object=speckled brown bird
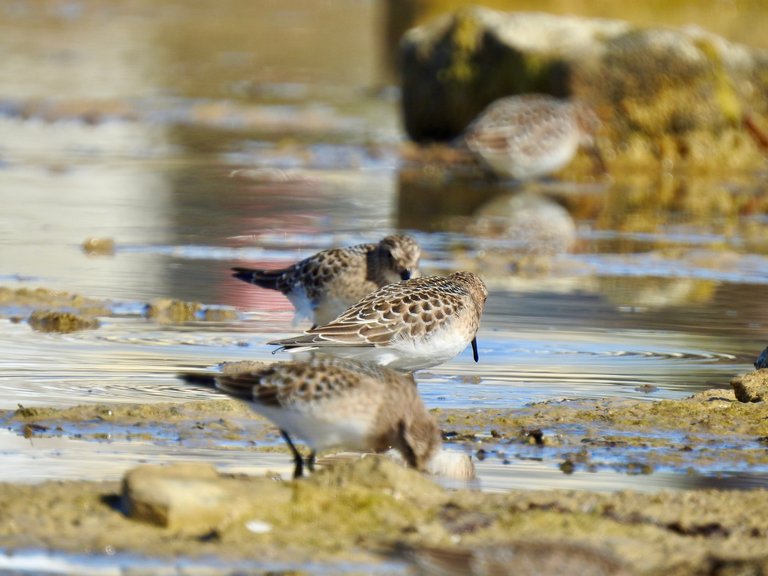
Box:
[232,234,421,328]
[208,356,442,478]
[268,271,488,371]
[462,94,604,180]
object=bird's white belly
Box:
[252,405,371,452]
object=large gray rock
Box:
[399,7,768,170]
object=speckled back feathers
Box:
[232,234,422,326]
[271,271,487,348]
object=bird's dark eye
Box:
[400,270,411,280]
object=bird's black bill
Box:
[471,337,479,362]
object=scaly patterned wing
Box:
[268,276,466,349]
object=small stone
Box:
[27,310,100,333]
[121,462,289,535]
[122,463,221,530]
[731,371,768,403]
[81,237,115,256]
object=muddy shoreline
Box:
[3,387,768,574]
[0,453,767,574]
[2,286,767,573]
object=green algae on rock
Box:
[731,369,768,402]
[8,399,252,423]
[144,298,239,323]
[27,310,100,333]
[0,286,239,325]
[399,7,768,172]
[431,390,768,475]
[0,287,112,317]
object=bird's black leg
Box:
[307,451,316,473]
[280,429,303,479]
[471,337,479,362]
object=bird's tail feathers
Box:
[231,267,286,290]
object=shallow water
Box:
[1,0,767,508]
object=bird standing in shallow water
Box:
[268,271,488,372]
[189,356,442,479]
[232,234,421,328]
[462,94,605,181]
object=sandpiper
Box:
[268,271,488,371]
[196,356,442,478]
[232,234,421,328]
[462,94,604,181]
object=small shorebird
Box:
[187,356,442,479]
[268,271,488,371]
[232,234,421,328]
[462,94,604,181]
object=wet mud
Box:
[0,455,767,574]
[0,286,239,328]
[7,383,768,478]
[4,357,768,574]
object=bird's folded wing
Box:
[267,319,395,348]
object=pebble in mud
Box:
[81,237,115,256]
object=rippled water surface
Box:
[1,0,768,510]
